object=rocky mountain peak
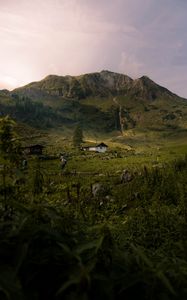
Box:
[11,70,183,101]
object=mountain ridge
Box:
[11,70,183,101]
[1,70,187,136]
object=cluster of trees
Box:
[13,95,62,128]
[0,94,65,128]
[1,93,138,133]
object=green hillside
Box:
[1,72,187,299]
[1,115,187,299]
[1,70,187,140]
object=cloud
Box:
[0,0,187,97]
[118,52,144,78]
[0,74,24,90]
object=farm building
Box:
[23,144,45,155]
[81,142,108,153]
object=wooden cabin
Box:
[81,142,108,153]
[23,144,45,155]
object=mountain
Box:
[0,89,10,96]
[12,70,177,101]
[1,70,187,136]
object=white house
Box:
[81,142,108,153]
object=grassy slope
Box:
[9,70,187,135]
[1,115,187,299]
[2,70,187,154]
[33,126,187,177]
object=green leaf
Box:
[156,271,176,296]
[75,236,104,255]
[131,244,153,268]
[56,278,79,296]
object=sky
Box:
[0,0,187,97]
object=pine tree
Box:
[0,115,21,164]
[0,116,22,217]
[73,125,83,147]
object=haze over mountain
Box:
[1,70,187,137]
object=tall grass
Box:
[1,154,187,299]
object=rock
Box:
[92,183,103,197]
[105,195,114,202]
[92,183,110,197]
[120,169,133,183]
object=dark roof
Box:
[96,143,108,147]
[23,144,45,149]
[81,142,108,149]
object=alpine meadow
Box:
[1,0,187,299]
[1,69,187,299]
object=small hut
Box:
[81,142,108,153]
[23,144,45,155]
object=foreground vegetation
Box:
[1,116,187,299]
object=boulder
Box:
[120,169,133,183]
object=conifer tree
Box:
[73,125,83,147]
[0,115,21,164]
[0,116,22,217]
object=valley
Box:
[1,71,187,299]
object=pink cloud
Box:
[0,0,186,97]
